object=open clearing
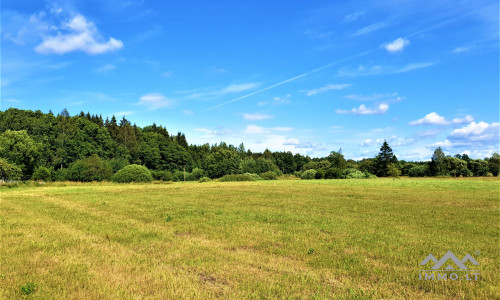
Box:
[1,178,499,299]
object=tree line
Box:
[0,108,498,182]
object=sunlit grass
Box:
[1,178,498,298]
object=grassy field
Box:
[0,178,498,299]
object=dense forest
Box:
[0,108,498,182]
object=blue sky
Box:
[1,0,498,160]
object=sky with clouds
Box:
[1,0,498,160]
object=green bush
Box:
[315,169,325,179]
[301,169,317,180]
[67,154,112,182]
[408,165,430,177]
[32,166,51,181]
[260,171,277,180]
[325,167,341,179]
[199,177,211,183]
[111,164,153,183]
[172,170,185,182]
[0,158,22,181]
[186,168,205,181]
[109,158,129,173]
[219,174,256,182]
[341,168,375,179]
[244,173,263,180]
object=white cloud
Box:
[394,62,434,73]
[258,94,291,106]
[306,83,351,96]
[137,93,173,110]
[115,111,135,117]
[183,110,193,115]
[345,92,397,101]
[452,46,471,54]
[449,121,499,142]
[162,71,173,77]
[35,14,123,55]
[384,37,410,53]
[222,83,259,93]
[344,11,365,23]
[352,22,386,36]
[244,125,293,134]
[409,112,474,126]
[96,64,116,73]
[243,113,274,121]
[336,103,389,115]
[194,127,231,138]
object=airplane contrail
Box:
[207,5,494,111]
[207,49,376,110]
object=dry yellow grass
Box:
[0,178,498,299]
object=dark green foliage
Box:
[307,248,315,254]
[430,147,448,176]
[186,168,205,181]
[20,282,37,295]
[239,158,278,174]
[244,173,263,180]
[260,171,278,180]
[67,155,112,182]
[447,157,468,177]
[0,158,22,181]
[328,150,347,169]
[488,153,500,176]
[219,174,256,182]
[151,170,174,181]
[315,169,325,179]
[374,141,398,177]
[408,165,430,177]
[204,149,240,178]
[468,159,489,177]
[199,177,211,182]
[111,164,153,183]
[109,158,129,173]
[172,170,185,182]
[301,169,317,180]
[0,130,40,179]
[325,167,341,179]
[32,167,51,181]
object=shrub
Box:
[199,177,211,183]
[32,167,51,181]
[186,168,205,181]
[53,168,69,181]
[315,169,325,179]
[219,174,256,182]
[109,158,129,173]
[261,171,277,180]
[244,173,263,180]
[0,158,22,181]
[301,169,317,180]
[172,170,185,182]
[111,164,153,183]
[387,163,401,178]
[341,168,374,179]
[408,165,430,177]
[67,154,112,182]
[20,282,37,295]
[325,167,341,179]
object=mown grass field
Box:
[0,178,499,299]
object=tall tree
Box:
[430,147,447,176]
[374,140,398,177]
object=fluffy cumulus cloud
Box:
[35,14,123,55]
[384,37,410,53]
[336,103,389,115]
[242,113,274,121]
[306,83,351,96]
[409,112,473,126]
[449,121,499,142]
[137,93,173,110]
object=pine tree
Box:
[374,140,398,177]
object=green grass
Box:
[0,178,498,299]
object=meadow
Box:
[0,178,498,299]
